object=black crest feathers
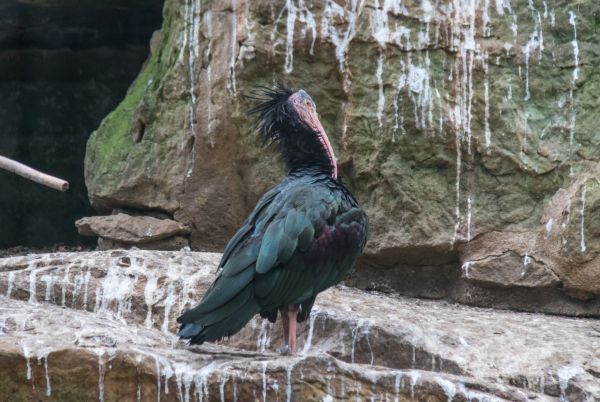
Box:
[246,84,294,143]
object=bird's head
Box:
[247,85,338,178]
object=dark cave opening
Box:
[0,0,164,248]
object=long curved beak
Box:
[305,109,338,179]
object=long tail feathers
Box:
[177,286,260,345]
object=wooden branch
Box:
[0,155,69,192]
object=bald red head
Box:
[289,90,338,179]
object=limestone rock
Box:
[1,295,528,402]
[1,251,599,401]
[82,0,600,312]
[462,251,560,288]
[75,213,190,244]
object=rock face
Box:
[84,0,600,314]
[1,251,599,401]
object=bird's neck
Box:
[288,164,335,178]
[280,127,338,179]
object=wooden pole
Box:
[0,155,69,192]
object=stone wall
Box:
[84,0,600,314]
[0,0,163,248]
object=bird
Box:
[177,85,368,355]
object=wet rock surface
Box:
[82,0,600,314]
[1,250,599,401]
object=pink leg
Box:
[287,305,298,355]
[281,310,289,347]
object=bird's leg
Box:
[287,304,298,355]
[277,307,290,354]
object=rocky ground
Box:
[0,250,598,401]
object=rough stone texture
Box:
[462,251,560,289]
[0,0,163,248]
[82,0,600,314]
[1,251,599,401]
[97,236,190,251]
[75,213,190,245]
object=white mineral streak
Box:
[96,348,106,402]
[174,364,185,401]
[392,58,407,141]
[376,51,385,129]
[61,264,71,306]
[522,9,543,101]
[394,372,402,402]
[557,365,583,402]
[144,275,162,328]
[183,0,198,175]
[580,184,587,253]
[449,0,481,245]
[466,195,473,241]
[228,0,238,95]
[568,10,579,175]
[256,320,273,352]
[192,361,212,401]
[154,356,162,402]
[162,283,177,334]
[187,0,200,107]
[83,268,91,310]
[219,373,228,402]
[262,361,268,402]
[325,361,334,396]
[6,271,14,297]
[511,14,518,43]
[284,0,297,73]
[482,0,491,36]
[286,363,294,402]
[205,11,214,137]
[40,354,52,396]
[29,268,38,303]
[184,0,201,166]
[163,360,173,395]
[41,273,56,302]
[461,261,471,278]
[95,264,136,319]
[483,52,492,149]
[321,0,363,73]
[408,371,419,399]
[452,129,462,246]
[21,343,32,380]
[436,377,456,402]
[351,319,374,365]
[178,0,189,64]
[545,218,554,235]
[298,0,317,55]
[302,309,319,354]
